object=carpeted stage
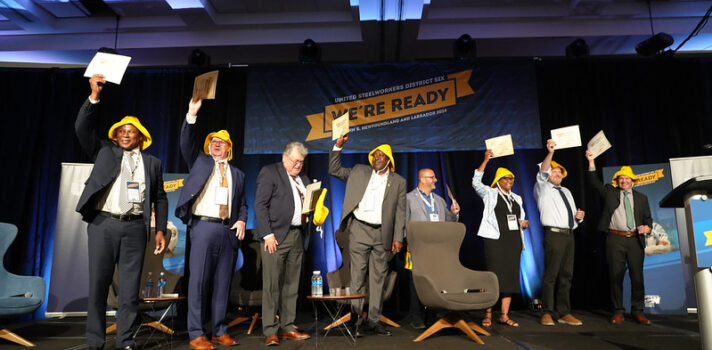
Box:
[0,310,700,350]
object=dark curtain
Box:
[2,56,712,320]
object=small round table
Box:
[307,294,367,346]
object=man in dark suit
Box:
[586,150,653,325]
[75,74,167,350]
[254,142,312,346]
[175,98,248,350]
[329,134,406,336]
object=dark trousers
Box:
[606,234,645,315]
[541,228,574,317]
[349,219,390,324]
[407,268,424,321]
[187,220,237,340]
[261,227,304,335]
[86,215,146,348]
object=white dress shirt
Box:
[98,148,145,215]
[533,163,580,229]
[191,160,233,218]
[353,169,389,225]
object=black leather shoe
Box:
[409,317,426,330]
[372,323,392,336]
[355,321,373,337]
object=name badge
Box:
[429,213,440,222]
[126,182,141,203]
[215,187,229,205]
[507,214,519,231]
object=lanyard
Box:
[419,191,435,211]
[496,185,514,214]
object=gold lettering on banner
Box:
[305,70,475,142]
[634,169,665,187]
[163,179,184,192]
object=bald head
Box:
[417,168,437,194]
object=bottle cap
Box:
[313,270,320,274]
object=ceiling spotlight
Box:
[453,34,476,59]
[189,48,210,67]
[635,33,674,56]
[565,38,589,58]
[299,39,321,63]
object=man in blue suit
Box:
[75,74,167,350]
[176,98,248,350]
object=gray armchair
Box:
[406,221,499,344]
[0,222,46,347]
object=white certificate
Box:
[302,181,322,214]
[193,70,219,99]
[550,125,581,149]
[84,52,131,84]
[485,134,514,158]
[332,112,350,140]
[587,130,612,159]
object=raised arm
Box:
[75,74,106,159]
[179,98,203,168]
[328,134,352,181]
[585,149,606,196]
[472,150,494,198]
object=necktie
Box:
[624,191,634,230]
[218,162,229,220]
[555,187,574,229]
[118,151,136,214]
[291,176,307,226]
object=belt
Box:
[99,211,143,221]
[608,229,637,237]
[195,215,230,226]
[544,226,572,234]
[289,225,304,230]
[355,218,381,229]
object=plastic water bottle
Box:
[145,272,154,298]
[315,271,323,297]
[157,272,167,297]
[311,271,318,296]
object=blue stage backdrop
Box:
[602,163,686,315]
[244,60,541,154]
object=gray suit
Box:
[328,149,406,323]
[405,188,457,223]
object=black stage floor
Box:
[0,310,701,350]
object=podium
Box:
[660,175,712,349]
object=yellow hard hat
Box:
[550,160,567,178]
[490,167,515,188]
[368,144,395,172]
[203,130,233,161]
[611,166,639,187]
[313,189,329,226]
[107,116,152,150]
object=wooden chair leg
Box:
[228,316,250,328]
[324,313,351,331]
[105,323,117,334]
[453,318,484,344]
[247,312,260,335]
[413,317,452,342]
[144,320,175,335]
[0,329,36,347]
[379,315,401,328]
[467,321,491,336]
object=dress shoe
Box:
[212,334,239,346]
[190,335,217,350]
[280,330,311,340]
[540,313,555,326]
[610,313,624,324]
[355,321,373,337]
[372,323,392,336]
[265,334,279,346]
[558,314,583,326]
[634,314,652,325]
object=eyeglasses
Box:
[211,139,228,146]
[287,154,304,166]
[500,177,514,182]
